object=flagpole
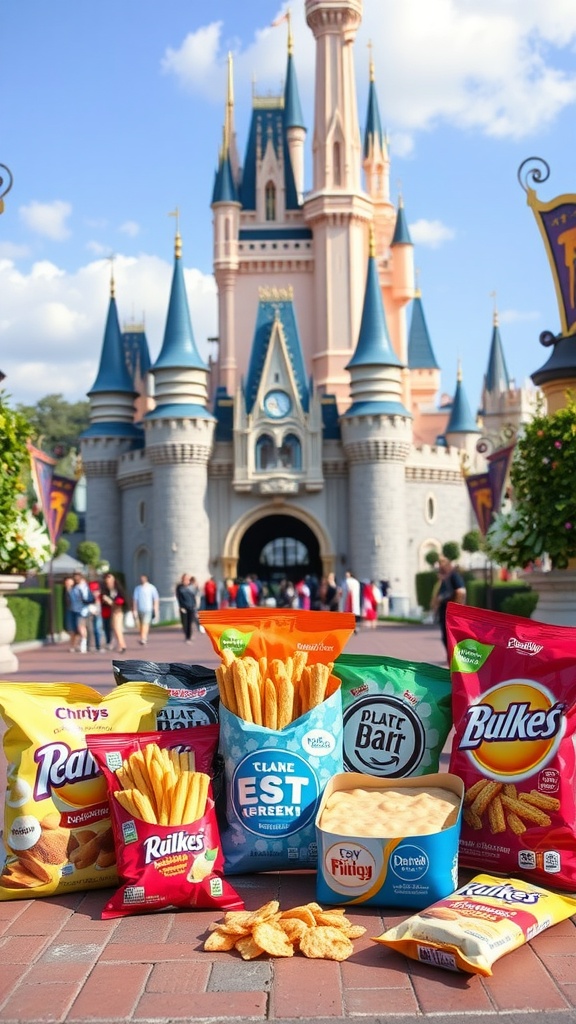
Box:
[48,553,55,644]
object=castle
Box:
[81,0,538,617]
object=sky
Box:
[2,0,576,412]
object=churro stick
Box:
[520,791,560,813]
[463,807,482,830]
[232,659,253,723]
[488,794,506,834]
[277,675,295,731]
[501,794,551,827]
[506,811,527,835]
[464,779,490,806]
[471,781,502,818]
[264,677,278,731]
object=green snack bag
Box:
[333,653,452,778]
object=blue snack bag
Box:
[200,609,356,873]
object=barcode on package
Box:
[417,945,458,971]
[123,886,145,905]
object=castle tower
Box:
[144,224,215,613]
[81,269,139,571]
[284,13,306,202]
[341,229,412,596]
[303,0,373,404]
[444,362,480,465]
[407,286,442,444]
[362,49,395,256]
[211,54,241,398]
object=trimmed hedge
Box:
[465,579,536,613]
[416,571,536,616]
[8,585,64,642]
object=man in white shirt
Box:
[132,574,160,645]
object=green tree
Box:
[462,530,481,554]
[16,394,89,462]
[442,541,461,562]
[425,549,440,567]
[76,540,101,569]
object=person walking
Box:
[63,575,75,640]
[175,573,197,644]
[132,574,160,645]
[68,571,91,653]
[86,574,104,652]
[432,554,467,656]
[101,572,127,652]
[203,575,218,611]
[343,570,361,630]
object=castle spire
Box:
[345,228,408,415]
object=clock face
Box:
[263,389,292,419]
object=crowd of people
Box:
[63,568,391,652]
[63,570,157,653]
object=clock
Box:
[263,389,292,419]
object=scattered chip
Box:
[203,900,365,961]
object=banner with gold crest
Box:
[27,443,77,548]
[526,187,576,336]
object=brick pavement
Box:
[0,622,575,1023]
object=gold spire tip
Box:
[169,208,182,258]
[369,223,376,258]
[287,9,293,55]
[368,40,375,82]
[107,254,116,298]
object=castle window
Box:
[138,501,146,526]
[265,181,276,221]
[279,433,301,470]
[256,433,277,470]
[425,493,436,524]
[260,537,309,568]
[333,142,342,186]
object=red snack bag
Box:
[447,604,576,890]
[87,726,243,918]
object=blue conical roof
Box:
[212,151,239,204]
[445,371,480,434]
[363,76,383,158]
[391,201,412,246]
[347,255,402,370]
[484,318,510,393]
[284,51,305,130]
[408,293,439,370]
[88,290,135,395]
[153,239,207,371]
[244,297,309,414]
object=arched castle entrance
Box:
[221,504,335,584]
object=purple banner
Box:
[47,475,77,547]
[529,192,576,336]
[465,472,493,536]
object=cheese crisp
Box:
[319,786,460,838]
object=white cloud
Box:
[360,0,576,139]
[409,219,455,249]
[161,2,576,143]
[0,254,218,407]
[500,308,540,324]
[161,23,224,91]
[19,200,72,240]
[120,221,140,238]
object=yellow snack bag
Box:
[373,873,576,976]
[0,681,169,899]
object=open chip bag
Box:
[87,725,243,918]
[332,653,452,777]
[199,609,356,873]
[373,873,576,976]
[0,681,168,899]
[447,604,576,891]
[112,658,225,819]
